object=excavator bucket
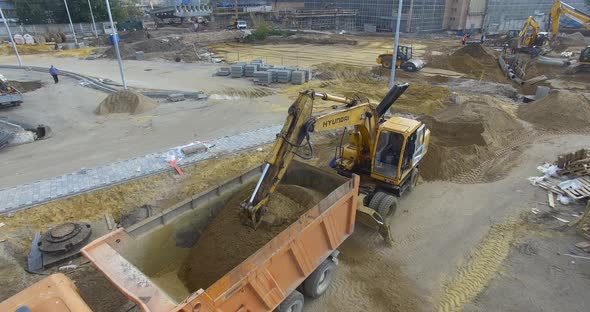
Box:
[356,204,394,245]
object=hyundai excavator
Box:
[549,1,590,73]
[240,83,429,243]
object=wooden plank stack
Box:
[557,149,590,177]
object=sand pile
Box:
[420,95,524,181]
[95,90,158,115]
[518,90,590,131]
[119,30,148,43]
[433,44,505,82]
[179,184,320,291]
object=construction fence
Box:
[0,22,112,41]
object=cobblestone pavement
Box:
[0,125,281,214]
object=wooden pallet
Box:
[561,178,590,200]
[535,178,565,195]
[557,149,589,168]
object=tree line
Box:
[14,0,143,24]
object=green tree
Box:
[15,0,141,25]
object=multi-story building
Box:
[443,0,486,32]
[303,0,447,33]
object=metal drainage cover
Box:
[38,222,92,254]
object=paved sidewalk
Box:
[0,125,281,214]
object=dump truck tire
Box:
[275,290,304,312]
[378,195,398,218]
[302,259,336,298]
[369,191,387,210]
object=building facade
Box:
[483,0,589,32]
[303,0,446,33]
[443,0,486,31]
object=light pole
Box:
[105,0,128,89]
[87,0,98,38]
[389,0,404,89]
[0,8,21,66]
[63,0,78,45]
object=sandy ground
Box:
[1,32,590,312]
[0,68,289,187]
[305,133,590,312]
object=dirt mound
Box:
[432,44,505,82]
[132,38,186,53]
[420,95,524,181]
[179,184,319,291]
[8,80,43,93]
[119,30,148,43]
[518,90,590,131]
[95,90,158,115]
[103,43,136,59]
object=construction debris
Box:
[556,149,590,177]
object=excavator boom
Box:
[240,84,409,227]
[550,1,590,39]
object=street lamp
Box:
[63,0,78,45]
[0,8,22,66]
[389,0,404,89]
[105,0,128,89]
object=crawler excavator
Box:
[240,83,429,242]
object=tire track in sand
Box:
[437,223,516,312]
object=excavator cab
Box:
[370,116,429,195]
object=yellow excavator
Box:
[517,16,549,49]
[549,1,590,73]
[240,83,430,242]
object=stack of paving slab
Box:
[229,60,311,85]
[244,64,258,77]
[230,63,246,78]
[253,71,273,85]
[291,71,306,85]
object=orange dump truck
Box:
[82,161,359,312]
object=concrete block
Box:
[535,86,550,100]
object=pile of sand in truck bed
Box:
[420,95,525,181]
[518,90,590,132]
[95,90,158,115]
[179,184,322,291]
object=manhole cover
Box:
[38,222,92,254]
[50,223,78,240]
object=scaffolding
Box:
[285,9,358,31]
[302,0,446,33]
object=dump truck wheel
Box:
[378,195,398,218]
[302,259,336,298]
[275,290,304,312]
[369,191,387,210]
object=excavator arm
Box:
[240,84,409,228]
[550,1,590,39]
[518,16,540,47]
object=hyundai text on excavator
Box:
[240,83,429,242]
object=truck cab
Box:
[237,20,248,30]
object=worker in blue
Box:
[49,65,59,84]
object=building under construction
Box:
[302,0,446,33]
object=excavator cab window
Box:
[374,130,405,179]
[582,47,590,62]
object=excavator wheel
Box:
[377,195,398,218]
[275,290,304,312]
[368,191,387,209]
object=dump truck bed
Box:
[82,161,359,312]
